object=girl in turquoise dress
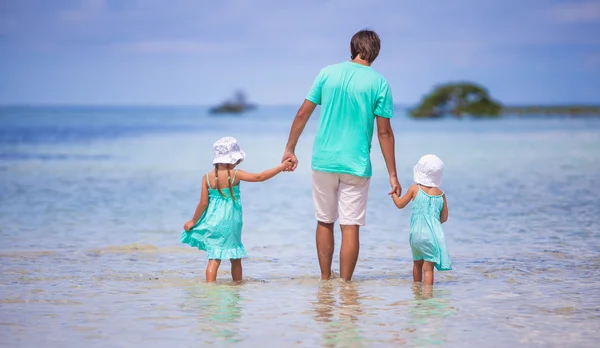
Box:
[391,154,451,285]
[181,136,292,282]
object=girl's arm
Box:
[184,175,210,231]
[236,159,292,182]
[391,183,417,209]
[440,194,449,223]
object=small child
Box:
[181,136,292,282]
[391,154,452,285]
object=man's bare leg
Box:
[316,221,335,280]
[340,224,360,281]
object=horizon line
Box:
[2,102,600,108]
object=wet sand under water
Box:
[1,243,599,347]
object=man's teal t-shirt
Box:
[306,61,394,177]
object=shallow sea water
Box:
[0,106,599,347]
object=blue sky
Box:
[1,0,599,105]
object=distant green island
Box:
[409,82,600,118]
[500,105,600,116]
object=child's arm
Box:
[391,183,417,209]
[440,194,449,223]
[184,175,209,231]
[236,159,292,182]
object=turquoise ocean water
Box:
[0,106,599,347]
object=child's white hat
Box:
[413,154,444,188]
[213,136,246,165]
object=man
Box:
[282,29,401,281]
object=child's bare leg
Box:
[230,258,242,282]
[413,260,424,282]
[205,259,221,282]
[422,284,433,299]
[423,261,435,285]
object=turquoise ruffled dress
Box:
[180,170,247,260]
[409,185,452,271]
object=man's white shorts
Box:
[312,170,371,226]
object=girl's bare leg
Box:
[413,260,424,282]
[206,259,221,282]
[230,258,242,282]
[423,261,435,285]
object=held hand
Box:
[281,150,298,172]
[183,220,195,231]
[388,175,402,197]
[279,158,293,171]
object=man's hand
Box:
[388,175,402,197]
[281,150,298,172]
[279,158,294,171]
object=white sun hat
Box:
[413,154,444,188]
[212,136,246,165]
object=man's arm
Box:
[376,116,401,196]
[282,100,317,171]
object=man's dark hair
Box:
[350,29,381,63]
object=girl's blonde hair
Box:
[213,164,235,200]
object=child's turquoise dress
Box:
[410,185,452,271]
[180,170,247,260]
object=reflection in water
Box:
[313,281,365,347]
[414,283,434,300]
[408,283,456,346]
[182,283,243,343]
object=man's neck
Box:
[351,57,371,66]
